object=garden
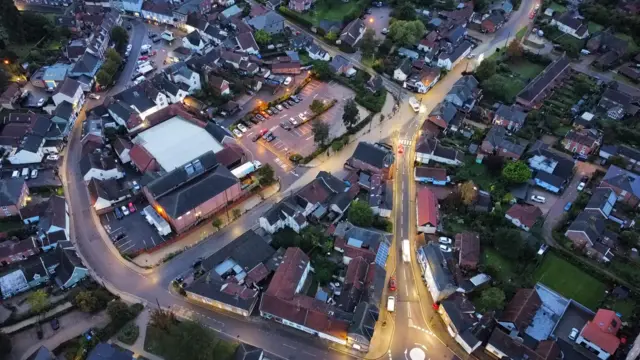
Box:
[278,0,367,29]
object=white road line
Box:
[305,136,313,141]
[407,303,412,318]
[120,244,135,253]
[109,226,123,234]
[150,236,157,246]
[282,344,297,350]
[116,239,132,247]
[269,126,278,131]
[303,351,317,357]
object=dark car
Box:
[251,134,260,142]
[114,207,123,220]
[152,36,161,43]
[148,32,156,38]
[269,107,279,114]
[287,100,296,107]
[126,23,132,30]
[267,134,276,142]
[51,318,60,330]
[280,121,292,130]
[37,327,43,339]
[256,114,266,121]
[115,233,126,241]
[281,102,290,109]
[250,117,261,125]
[239,120,252,128]
[291,96,301,103]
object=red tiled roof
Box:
[344,256,368,290]
[215,145,244,168]
[581,309,621,354]
[456,232,480,269]
[506,204,543,228]
[297,179,332,206]
[0,239,36,258]
[245,263,269,287]
[129,144,158,173]
[265,247,309,300]
[500,289,541,330]
[343,244,376,263]
[417,187,438,227]
[420,31,438,48]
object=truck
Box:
[231,160,262,179]
[143,205,172,236]
[402,239,410,263]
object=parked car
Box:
[121,205,130,216]
[388,277,396,291]
[251,134,261,142]
[440,245,452,252]
[265,109,273,116]
[30,169,38,178]
[259,128,269,137]
[47,154,59,161]
[127,44,133,52]
[269,107,279,114]
[128,202,136,213]
[289,117,298,126]
[50,318,60,330]
[287,99,296,107]
[283,77,292,85]
[276,104,284,111]
[577,182,586,191]
[233,129,243,138]
[564,202,572,212]
[530,195,546,203]
[569,328,579,341]
[382,28,389,35]
[281,102,290,109]
[132,181,140,191]
[37,98,46,107]
[280,121,292,130]
[114,207,124,219]
[291,96,301,103]
[88,93,100,100]
[438,237,452,244]
[237,123,248,132]
[11,171,19,178]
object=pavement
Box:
[61,1,539,359]
[111,307,164,360]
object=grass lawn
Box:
[301,0,364,25]
[516,27,528,41]
[508,59,545,80]
[588,22,603,34]
[549,2,567,12]
[533,253,606,310]
[145,324,238,359]
[502,77,526,103]
[482,248,516,282]
[455,157,500,191]
[610,299,636,319]
[615,33,639,53]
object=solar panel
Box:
[375,242,390,267]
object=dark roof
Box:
[456,232,480,269]
[488,328,561,360]
[495,103,527,125]
[55,78,81,97]
[555,12,583,30]
[53,101,74,120]
[340,18,364,46]
[445,25,466,44]
[87,178,126,202]
[567,210,606,243]
[601,144,640,162]
[0,179,26,206]
[234,343,264,360]
[348,301,379,341]
[483,126,526,156]
[506,204,542,227]
[79,151,118,175]
[329,55,351,72]
[71,52,101,74]
[430,101,458,125]
[185,30,203,46]
[418,243,455,290]
[26,346,55,360]
[87,343,134,360]
[415,167,447,181]
[146,152,239,218]
[236,32,258,50]
[54,244,85,288]
[351,142,393,169]
[517,55,570,103]
[500,288,541,330]
[602,165,640,197]
[114,85,158,114]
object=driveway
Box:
[363,6,392,39]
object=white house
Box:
[306,43,330,61]
[52,78,84,109]
[436,41,472,71]
[80,151,125,182]
[415,139,463,166]
[393,58,412,82]
[8,135,46,165]
[87,178,130,213]
[141,1,175,26]
[417,243,457,302]
[183,31,206,54]
[168,63,201,93]
[551,12,589,39]
[259,201,308,234]
[108,85,169,132]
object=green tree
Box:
[101,60,119,75]
[359,28,379,58]
[256,164,276,186]
[311,119,330,145]
[477,287,506,312]
[342,99,359,130]
[300,225,330,252]
[506,41,523,58]
[254,29,271,46]
[150,309,176,331]
[27,289,49,314]
[0,331,11,359]
[391,2,416,20]
[232,208,242,220]
[348,200,374,227]
[388,20,426,47]
[324,31,337,42]
[309,99,325,114]
[105,48,123,64]
[312,256,337,285]
[110,26,129,52]
[107,300,132,324]
[311,60,333,81]
[619,231,639,248]
[459,181,478,205]
[483,74,515,103]
[96,69,112,87]
[475,59,496,81]
[492,228,524,259]
[165,320,218,360]
[502,161,532,183]
[474,0,488,11]
[211,218,223,230]
[75,291,100,313]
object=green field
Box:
[588,22,603,34]
[549,2,567,12]
[534,253,606,310]
[615,33,639,53]
[482,248,516,282]
[507,59,545,80]
[301,0,365,25]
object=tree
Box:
[105,48,122,64]
[388,20,426,47]
[342,99,359,130]
[300,226,331,252]
[150,308,176,331]
[107,300,132,324]
[485,155,505,176]
[506,41,524,58]
[391,2,417,20]
[75,291,100,313]
[474,0,488,12]
[309,99,325,114]
[608,155,628,168]
[27,289,49,314]
[0,331,11,358]
[312,256,337,285]
[232,208,242,220]
[348,200,374,227]
[475,59,496,81]
[110,26,129,52]
[256,164,275,186]
[164,320,218,360]
[254,29,271,46]
[492,228,524,259]
[311,60,333,81]
[477,287,506,312]
[359,29,379,58]
[483,74,515,103]
[311,119,330,145]
[459,181,478,205]
[96,69,112,87]
[619,231,639,248]
[324,31,337,42]
[211,218,223,230]
[502,161,532,183]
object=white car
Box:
[30,169,38,178]
[276,104,284,111]
[36,98,46,107]
[577,182,586,191]
[381,28,389,34]
[409,97,420,112]
[289,117,298,126]
[141,44,151,51]
[233,129,243,138]
[298,112,308,121]
[47,154,59,161]
[569,328,579,341]
[236,124,248,132]
[438,237,452,245]
[467,53,476,59]
[440,245,452,252]
[283,77,292,85]
[387,296,395,312]
[126,44,133,52]
[121,205,130,216]
[531,195,546,203]
[88,93,101,100]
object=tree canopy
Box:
[348,200,374,227]
[311,60,333,81]
[502,161,532,183]
[342,99,360,129]
[359,28,379,58]
[311,119,330,145]
[256,164,276,186]
[459,181,478,205]
[474,59,497,81]
[309,99,325,114]
[110,26,129,52]
[476,287,506,312]
[391,3,417,21]
[388,20,426,47]
[254,29,271,45]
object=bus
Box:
[402,239,410,263]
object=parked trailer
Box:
[143,205,172,236]
[402,239,410,263]
[231,160,262,179]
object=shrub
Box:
[117,323,139,345]
[278,6,313,28]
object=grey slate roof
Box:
[495,103,527,125]
[55,78,81,97]
[602,165,640,197]
[87,343,133,360]
[419,243,455,290]
[71,52,101,74]
[53,101,74,121]
[567,210,606,243]
[234,343,264,360]
[351,142,393,169]
[430,101,458,124]
[0,179,25,206]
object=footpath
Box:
[111,307,163,360]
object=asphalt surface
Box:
[63,1,539,359]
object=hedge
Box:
[278,6,313,28]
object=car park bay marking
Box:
[305,136,313,141]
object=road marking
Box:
[407,303,412,318]
[282,344,297,350]
[109,226,123,234]
[305,136,313,141]
[120,244,135,253]
[290,171,299,177]
[117,239,132,247]
[303,351,317,357]
[150,236,157,246]
[270,126,278,131]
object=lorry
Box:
[143,205,172,236]
[231,160,262,179]
[402,239,410,263]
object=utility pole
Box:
[504,31,512,49]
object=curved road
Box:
[64,2,535,359]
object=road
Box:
[63,1,536,359]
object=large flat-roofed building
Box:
[132,115,224,172]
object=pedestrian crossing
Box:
[399,139,413,146]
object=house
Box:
[405,67,440,94]
[562,129,601,155]
[68,53,102,91]
[414,167,450,185]
[209,76,231,96]
[259,198,308,234]
[438,293,492,353]
[183,31,206,53]
[236,33,260,55]
[107,84,169,133]
[417,243,456,301]
[141,1,175,26]
[393,58,413,82]
[456,232,480,270]
[0,238,38,266]
[418,31,439,52]
[366,76,384,93]
[445,25,467,45]
[427,102,464,132]
[481,126,526,160]
[551,12,589,39]
[52,78,84,109]
[498,288,541,332]
[0,179,29,219]
[416,187,438,233]
[184,230,274,317]
[329,55,353,75]
[600,165,640,207]
[271,61,301,75]
[87,178,130,214]
[505,204,542,231]
[565,210,616,261]
[143,152,242,234]
[481,11,506,33]
[288,0,312,12]
[0,257,50,299]
[493,103,527,132]
[486,328,561,360]
[0,83,23,110]
[111,137,132,164]
[586,187,617,219]
[43,240,89,289]
[599,144,640,170]
[345,142,395,179]
[247,10,284,34]
[516,55,570,109]
[437,41,473,71]
[339,19,365,48]
[30,63,70,91]
[618,63,640,83]
[86,343,134,360]
[51,102,78,137]
[234,344,265,360]
[415,138,463,166]
[597,88,634,120]
[398,47,420,60]
[445,75,480,111]
[79,150,125,182]
[306,43,330,61]
[527,146,574,193]
[575,309,621,359]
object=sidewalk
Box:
[2,302,73,334]
[111,308,163,360]
[131,183,280,267]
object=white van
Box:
[133,76,146,85]
[11,170,19,178]
[21,168,29,177]
[161,30,174,41]
[387,296,395,312]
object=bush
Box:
[278,6,313,28]
[289,153,303,163]
[372,216,393,232]
[117,323,139,345]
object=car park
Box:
[438,237,452,244]
[237,123,248,132]
[30,169,38,178]
[121,206,130,216]
[531,195,546,203]
[233,129,243,138]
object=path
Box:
[111,308,164,360]
[2,302,73,334]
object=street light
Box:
[369,18,374,23]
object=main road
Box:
[64,1,536,359]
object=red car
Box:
[529,10,536,19]
[388,277,397,291]
[138,56,149,61]
[128,202,136,213]
[259,128,269,136]
[398,145,404,154]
